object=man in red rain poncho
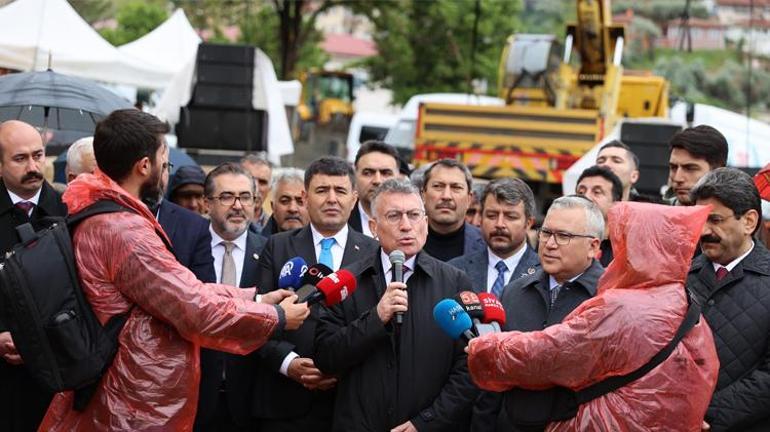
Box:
[467,201,720,431]
[39,109,310,431]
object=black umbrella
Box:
[0,70,133,150]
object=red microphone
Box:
[299,269,357,307]
[478,292,506,332]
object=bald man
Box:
[0,120,68,432]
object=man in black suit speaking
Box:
[315,178,478,432]
[253,157,378,431]
[195,163,268,431]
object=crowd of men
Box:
[0,110,767,431]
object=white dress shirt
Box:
[310,223,349,271]
[358,202,374,238]
[485,244,527,293]
[210,226,248,286]
[381,249,416,285]
[712,241,754,273]
[7,188,41,217]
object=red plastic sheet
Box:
[39,170,279,431]
[468,202,720,431]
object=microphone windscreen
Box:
[278,257,308,290]
[433,299,473,340]
[315,269,357,306]
[300,263,333,287]
[478,292,507,326]
[454,291,484,320]
[388,249,405,266]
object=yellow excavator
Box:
[413,0,668,185]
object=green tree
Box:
[357,0,523,104]
[99,1,169,46]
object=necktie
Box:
[221,242,236,286]
[491,261,508,298]
[550,284,561,308]
[716,266,729,281]
[15,201,34,216]
[319,238,335,269]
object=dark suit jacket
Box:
[196,231,268,428]
[464,222,486,256]
[252,225,379,420]
[157,199,216,283]
[0,180,67,432]
[448,245,540,294]
[347,201,363,233]
[315,250,478,432]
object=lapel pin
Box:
[253,253,259,260]
[527,267,536,275]
[354,245,360,251]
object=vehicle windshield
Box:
[384,120,416,149]
[310,75,353,102]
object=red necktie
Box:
[716,266,729,281]
[15,201,34,215]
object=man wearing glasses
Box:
[490,195,604,431]
[253,156,378,431]
[315,178,478,432]
[195,162,268,431]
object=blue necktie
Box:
[491,261,508,298]
[319,238,335,269]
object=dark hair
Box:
[481,178,536,219]
[354,140,399,168]
[93,109,169,182]
[304,156,356,189]
[690,167,761,234]
[669,125,728,168]
[421,159,473,192]
[577,165,623,202]
[204,162,256,197]
[599,139,639,169]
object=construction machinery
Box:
[413,0,669,200]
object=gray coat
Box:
[687,242,770,432]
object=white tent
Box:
[153,48,294,164]
[0,0,169,89]
[118,9,201,76]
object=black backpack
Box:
[0,200,160,411]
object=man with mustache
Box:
[261,168,309,236]
[196,163,268,431]
[421,159,485,261]
[687,168,770,431]
[348,141,400,238]
[0,120,68,432]
[486,195,604,431]
[667,125,728,205]
[253,156,378,431]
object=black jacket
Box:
[196,230,267,428]
[687,243,770,432]
[478,260,603,432]
[315,250,479,432]
[252,225,379,422]
[347,200,363,233]
[0,180,67,432]
[157,199,216,283]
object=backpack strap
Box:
[575,291,702,405]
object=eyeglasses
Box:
[208,192,256,207]
[538,228,596,246]
[381,209,425,225]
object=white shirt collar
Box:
[380,249,417,273]
[712,241,755,273]
[487,243,527,274]
[358,201,373,237]
[310,223,349,249]
[549,273,583,290]
[7,187,41,206]
[209,225,248,252]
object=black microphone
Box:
[389,250,405,325]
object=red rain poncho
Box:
[468,202,720,431]
[39,170,280,431]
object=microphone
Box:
[299,269,357,307]
[278,257,308,290]
[478,292,507,333]
[389,250,406,325]
[454,291,484,335]
[433,299,475,343]
[295,263,333,301]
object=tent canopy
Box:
[0,0,169,89]
[118,9,201,76]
